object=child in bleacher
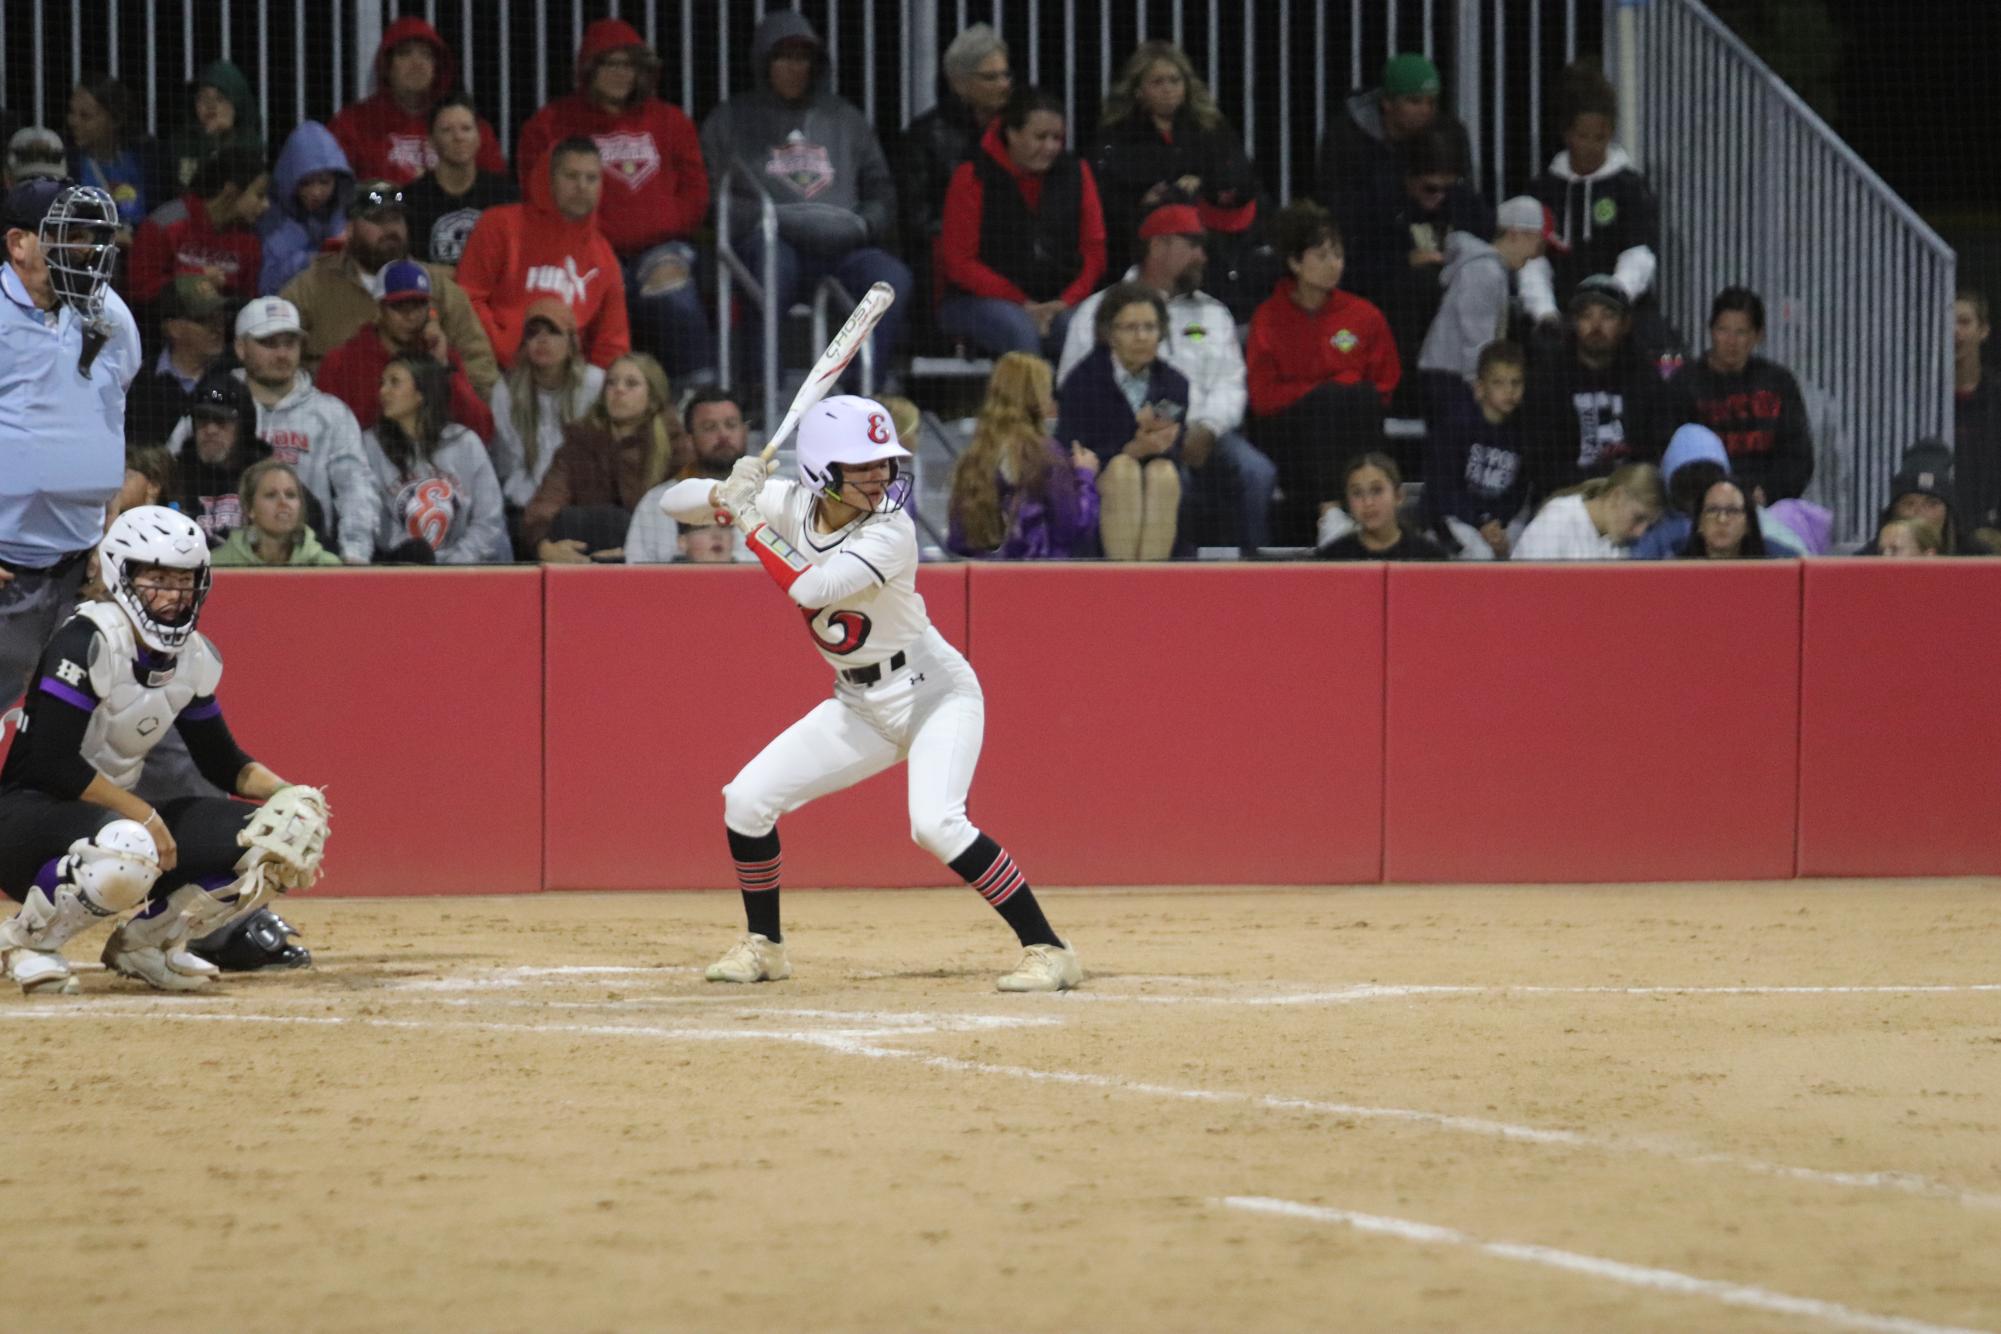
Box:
[1318,453,1445,561]
[1424,341,1529,559]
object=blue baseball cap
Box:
[380,259,432,304]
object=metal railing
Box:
[5,1,1598,208]
[1621,0,1954,541]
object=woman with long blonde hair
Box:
[489,299,606,510]
[1091,40,1261,265]
[948,352,1100,558]
[523,351,690,562]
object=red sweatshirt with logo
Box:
[513,19,710,257]
[329,17,508,184]
[453,152,630,370]
[1246,279,1401,417]
[128,193,262,306]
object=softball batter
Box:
[657,395,1082,991]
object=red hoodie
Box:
[937,122,1106,308]
[1246,279,1402,417]
[315,322,497,441]
[513,20,709,257]
[329,18,508,184]
[453,150,630,371]
[128,193,262,306]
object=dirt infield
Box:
[3,881,1999,1334]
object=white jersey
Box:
[752,479,929,670]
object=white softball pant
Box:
[723,628,986,863]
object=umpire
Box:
[0,177,138,700]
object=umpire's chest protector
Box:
[75,602,223,791]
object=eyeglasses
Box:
[354,183,407,214]
[1701,505,1748,520]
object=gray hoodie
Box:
[167,369,379,563]
[359,422,510,563]
[1416,232,1511,381]
[699,11,896,255]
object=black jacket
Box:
[890,89,989,251]
[1090,107,1260,262]
[1665,356,1814,501]
[1955,372,2001,533]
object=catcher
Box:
[0,506,329,995]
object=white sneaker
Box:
[101,921,211,992]
[1,945,80,996]
[705,933,791,983]
[997,942,1083,992]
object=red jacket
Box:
[128,193,262,306]
[1246,279,1402,417]
[329,17,508,184]
[514,20,709,257]
[315,322,497,441]
[454,151,630,371]
[938,123,1106,308]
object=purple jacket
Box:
[948,438,1101,559]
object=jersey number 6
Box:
[802,606,872,655]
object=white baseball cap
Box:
[1497,195,1548,234]
[236,296,303,339]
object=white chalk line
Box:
[9,976,2000,1213]
[1220,1196,1995,1334]
[1065,982,2001,1007]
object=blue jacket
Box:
[258,122,355,296]
[0,266,143,565]
[1055,343,1190,469]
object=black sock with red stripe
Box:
[727,827,782,943]
[949,833,1060,948]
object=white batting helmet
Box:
[796,395,912,513]
[98,506,212,654]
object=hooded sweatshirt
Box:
[258,121,356,296]
[165,369,380,563]
[128,192,264,306]
[1246,279,1401,417]
[314,320,497,441]
[1417,232,1512,380]
[360,421,510,563]
[328,17,508,184]
[1519,144,1660,323]
[700,11,897,254]
[938,121,1106,307]
[212,521,345,567]
[1424,375,1529,530]
[515,20,710,258]
[453,153,631,371]
[165,61,266,191]
[1665,354,1814,501]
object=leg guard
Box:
[0,821,161,996]
[101,873,255,992]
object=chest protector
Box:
[75,602,224,791]
[970,151,1085,303]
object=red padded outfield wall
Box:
[1384,563,1804,883]
[1797,561,2001,876]
[199,568,545,897]
[8,563,1997,895]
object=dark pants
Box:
[1250,382,1386,547]
[0,790,252,901]
[622,245,717,384]
[0,554,90,704]
[730,232,912,385]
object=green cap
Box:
[1383,53,1442,99]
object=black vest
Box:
[970,150,1084,303]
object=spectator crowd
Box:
[9,13,1994,567]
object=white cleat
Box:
[2,945,81,996]
[101,921,211,992]
[705,933,791,983]
[997,942,1083,993]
